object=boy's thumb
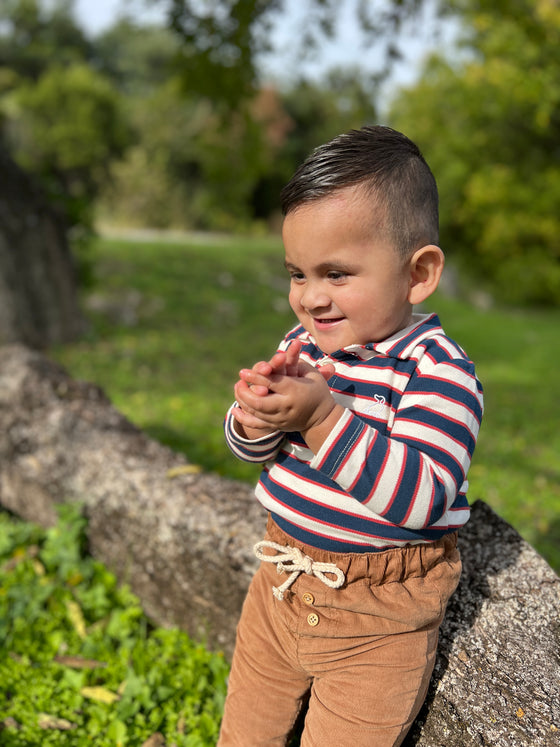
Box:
[316,363,336,381]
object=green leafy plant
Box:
[0,505,229,745]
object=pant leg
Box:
[218,562,312,746]
[301,624,440,747]
[295,535,461,747]
[260,523,462,747]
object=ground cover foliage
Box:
[50,235,560,573]
[0,504,229,745]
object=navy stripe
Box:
[383,314,441,357]
[270,512,459,553]
[319,417,365,478]
[261,470,447,543]
[391,433,465,486]
[396,408,478,458]
[380,447,424,525]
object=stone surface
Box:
[1,344,559,745]
[0,344,263,653]
[405,500,560,746]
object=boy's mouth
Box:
[313,317,345,328]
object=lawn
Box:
[51,234,560,572]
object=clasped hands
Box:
[232,340,344,449]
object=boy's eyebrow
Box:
[284,260,360,274]
[284,261,305,272]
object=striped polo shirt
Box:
[225,313,484,553]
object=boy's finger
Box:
[239,369,271,394]
[268,351,287,373]
[235,380,269,408]
[235,381,280,416]
[231,406,271,430]
[253,361,273,375]
[250,385,269,396]
[234,380,253,402]
[285,340,302,376]
[316,363,336,381]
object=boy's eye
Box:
[327,271,347,281]
[289,271,305,282]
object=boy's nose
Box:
[300,283,331,310]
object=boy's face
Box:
[283,185,414,354]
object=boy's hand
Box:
[267,339,303,378]
[231,340,340,449]
[230,357,288,439]
[232,358,343,453]
[238,340,335,393]
[236,340,305,397]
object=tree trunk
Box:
[0,147,83,347]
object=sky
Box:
[73,0,456,96]
[74,0,164,33]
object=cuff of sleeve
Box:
[309,408,365,478]
[225,403,283,446]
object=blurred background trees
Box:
[1,0,559,319]
[390,0,560,306]
[1,0,128,237]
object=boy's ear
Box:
[407,245,445,305]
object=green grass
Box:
[51,235,560,572]
[54,234,291,484]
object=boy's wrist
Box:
[302,403,345,454]
[233,419,278,441]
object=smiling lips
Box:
[313,317,345,328]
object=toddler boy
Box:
[219,125,483,746]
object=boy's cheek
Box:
[289,301,308,328]
[288,289,301,313]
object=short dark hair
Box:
[280,125,439,257]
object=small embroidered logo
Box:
[364,394,386,416]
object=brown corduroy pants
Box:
[218,517,462,747]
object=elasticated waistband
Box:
[265,515,459,587]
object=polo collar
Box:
[300,314,443,361]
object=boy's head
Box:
[281,126,445,352]
[281,125,439,259]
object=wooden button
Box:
[302,592,315,605]
[307,612,319,627]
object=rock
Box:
[0,344,264,654]
[0,344,559,745]
[404,500,560,747]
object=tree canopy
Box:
[0,0,92,80]
[164,0,424,101]
[1,0,559,305]
[390,0,560,305]
[0,0,128,246]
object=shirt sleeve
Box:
[309,355,483,530]
[223,326,304,464]
[224,403,285,463]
